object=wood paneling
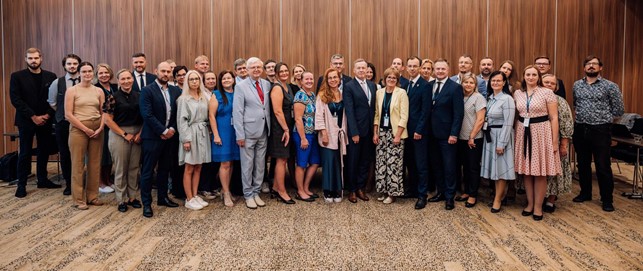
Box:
[212,0,280,73]
[2,0,73,154]
[282,0,349,79]
[142,0,212,70]
[623,1,642,114]
[488,0,556,89]
[420,0,487,73]
[352,0,418,79]
[74,0,142,72]
[556,0,624,103]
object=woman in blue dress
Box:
[209,70,240,207]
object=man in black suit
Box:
[427,59,464,210]
[316,54,351,91]
[343,58,376,203]
[10,48,61,198]
[139,61,181,217]
[402,56,432,209]
[131,52,157,93]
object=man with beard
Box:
[131,52,157,93]
[534,56,566,98]
[476,57,493,97]
[139,61,181,217]
[10,48,60,198]
[572,55,624,212]
[47,53,82,195]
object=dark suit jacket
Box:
[132,72,157,93]
[9,69,57,127]
[429,79,464,140]
[343,78,377,137]
[139,81,181,140]
[405,77,432,136]
[316,74,352,92]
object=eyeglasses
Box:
[188,78,201,82]
[535,62,550,66]
[176,74,186,78]
[585,62,600,66]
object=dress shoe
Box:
[522,209,533,216]
[445,199,455,210]
[573,194,591,202]
[158,198,179,208]
[254,195,266,207]
[295,194,315,202]
[533,214,543,221]
[246,198,258,209]
[63,187,71,196]
[88,199,103,206]
[428,193,445,202]
[128,199,142,208]
[308,193,319,199]
[356,190,369,201]
[415,197,427,209]
[37,179,62,189]
[602,203,615,212]
[75,204,89,210]
[465,199,477,208]
[348,192,358,203]
[143,205,153,217]
[543,204,556,213]
[118,202,128,212]
[455,195,469,202]
[490,207,501,213]
[15,187,27,198]
[274,193,296,204]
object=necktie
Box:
[255,81,264,104]
[360,81,370,104]
[434,81,442,98]
[70,77,78,86]
[408,81,414,93]
[139,74,145,88]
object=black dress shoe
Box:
[295,194,315,202]
[490,207,501,213]
[308,193,320,199]
[543,204,556,213]
[158,198,179,208]
[602,203,615,212]
[522,209,533,216]
[37,179,62,189]
[15,187,27,198]
[573,194,591,202]
[455,195,469,202]
[63,187,71,195]
[445,199,455,210]
[465,200,477,208]
[118,203,128,212]
[128,199,142,208]
[533,214,543,221]
[143,205,153,217]
[415,197,428,209]
[428,193,445,202]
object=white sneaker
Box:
[185,198,204,210]
[333,197,342,203]
[377,194,386,201]
[324,196,333,203]
[254,195,266,207]
[194,195,209,207]
[246,198,257,209]
[199,191,217,200]
[261,182,270,193]
[99,186,114,193]
[383,196,394,204]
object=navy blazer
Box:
[429,79,464,140]
[139,81,181,140]
[9,69,57,127]
[405,77,432,136]
[132,72,158,93]
[343,78,377,137]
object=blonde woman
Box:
[291,64,306,88]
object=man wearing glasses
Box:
[572,55,624,212]
[534,56,566,98]
[316,54,352,91]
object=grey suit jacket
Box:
[233,77,271,140]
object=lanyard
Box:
[382,92,393,116]
[485,97,498,121]
[525,90,536,114]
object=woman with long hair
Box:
[291,64,306,89]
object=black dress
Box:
[268,83,294,158]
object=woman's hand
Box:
[213,135,222,146]
[468,138,476,149]
[560,143,568,157]
[84,128,95,137]
[281,130,290,146]
[321,133,329,146]
[373,134,380,145]
[393,135,401,145]
[124,133,134,143]
[496,147,505,155]
[300,137,309,150]
[183,142,191,152]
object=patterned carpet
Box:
[0,169,642,270]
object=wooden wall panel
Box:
[212,0,280,73]
[73,0,142,73]
[281,0,349,80]
[142,0,212,71]
[556,0,624,103]
[488,0,556,91]
[420,0,487,74]
[352,0,418,80]
[623,1,642,114]
[2,0,73,154]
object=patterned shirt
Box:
[293,90,316,134]
[573,77,624,125]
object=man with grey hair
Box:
[234,58,248,83]
[316,53,352,91]
[233,57,272,209]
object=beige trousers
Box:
[69,119,103,206]
[108,126,141,203]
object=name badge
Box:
[523,118,530,127]
[383,115,390,128]
[482,122,488,131]
[230,116,234,126]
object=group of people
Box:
[10,48,625,220]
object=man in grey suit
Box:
[233,57,271,209]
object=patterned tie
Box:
[255,81,264,104]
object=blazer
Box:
[343,78,377,138]
[373,87,409,139]
[314,97,348,153]
[316,74,352,92]
[429,79,464,140]
[232,77,271,140]
[405,76,432,136]
[9,69,57,127]
[132,72,157,93]
[139,81,181,140]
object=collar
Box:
[155,80,167,91]
[410,75,421,84]
[435,78,448,84]
[65,73,79,80]
[134,71,146,77]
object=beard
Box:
[27,62,41,70]
[585,71,599,78]
[481,69,491,76]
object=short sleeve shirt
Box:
[293,90,316,134]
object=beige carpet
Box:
[0,165,642,270]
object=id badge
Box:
[483,122,488,130]
[332,112,338,120]
[230,116,234,126]
[523,117,530,127]
[383,115,390,127]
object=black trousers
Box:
[55,120,72,187]
[573,123,614,203]
[17,123,55,188]
[456,138,483,197]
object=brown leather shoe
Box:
[356,190,369,201]
[348,192,358,203]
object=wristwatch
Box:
[122,132,129,138]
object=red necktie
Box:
[255,81,264,104]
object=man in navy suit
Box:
[316,54,352,91]
[139,61,181,217]
[10,48,60,198]
[344,59,377,203]
[131,52,157,93]
[427,59,464,210]
[402,56,432,209]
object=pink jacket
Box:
[314,97,348,154]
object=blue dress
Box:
[211,90,240,162]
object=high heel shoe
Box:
[521,209,534,216]
[272,191,295,204]
[490,207,501,213]
[465,199,477,208]
[295,194,315,202]
[533,214,543,221]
